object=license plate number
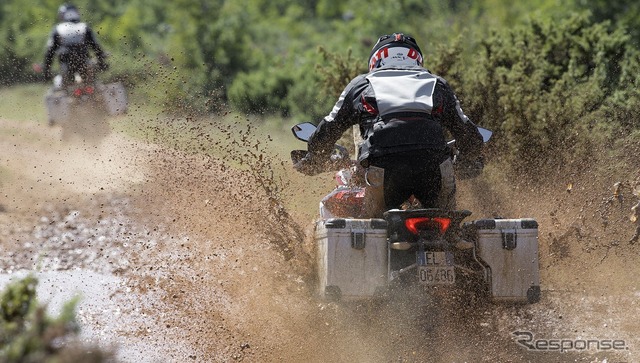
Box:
[418,266,455,284]
[417,251,455,285]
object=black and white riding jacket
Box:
[44,21,106,71]
[308,65,483,165]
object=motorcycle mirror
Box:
[291,122,317,142]
[478,127,493,143]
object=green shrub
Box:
[228,68,294,116]
[0,276,111,363]
[461,13,640,172]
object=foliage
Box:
[460,12,640,172]
[228,67,294,116]
[0,276,111,363]
[577,0,640,44]
[1,0,640,173]
[315,46,365,99]
[0,0,574,109]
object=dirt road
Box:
[1,116,638,362]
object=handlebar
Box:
[291,144,352,175]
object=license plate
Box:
[417,251,455,285]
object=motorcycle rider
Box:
[294,33,484,212]
[43,3,108,90]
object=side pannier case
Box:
[470,218,541,304]
[101,82,128,116]
[314,218,388,300]
[45,92,70,124]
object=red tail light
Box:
[73,88,83,97]
[84,86,94,94]
[405,217,451,235]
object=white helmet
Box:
[368,33,424,71]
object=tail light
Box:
[71,86,95,97]
[405,217,451,235]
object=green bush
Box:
[461,13,640,172]
[2,1,640,172]
[0,276,111,363]
[228,68,294,116]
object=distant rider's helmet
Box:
[57,3,81,23]
[368,33,424,71]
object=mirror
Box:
[478,127,493,143]
[291,122,317,142]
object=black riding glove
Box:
[293,153,322,176]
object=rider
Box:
[43,3,108,89]
[294,33,484,211]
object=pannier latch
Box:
[501,230,517,250]
[351,231,366,250]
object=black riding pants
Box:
[370,150,449,210]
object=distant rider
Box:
[294,33,484,211]
[43,3,108,89]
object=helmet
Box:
[58,3,81,22]
[368,33,423,71]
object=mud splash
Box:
[1,115,639,362]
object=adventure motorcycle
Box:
[291,122,541,304]
[44,64,127,142]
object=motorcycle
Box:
[291,122,541,304]
[44,63,127,142]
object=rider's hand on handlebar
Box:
[293,153,322,176]
[293,143,353,176]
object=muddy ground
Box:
[1,115,639,363]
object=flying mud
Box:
[0,116,638,362]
